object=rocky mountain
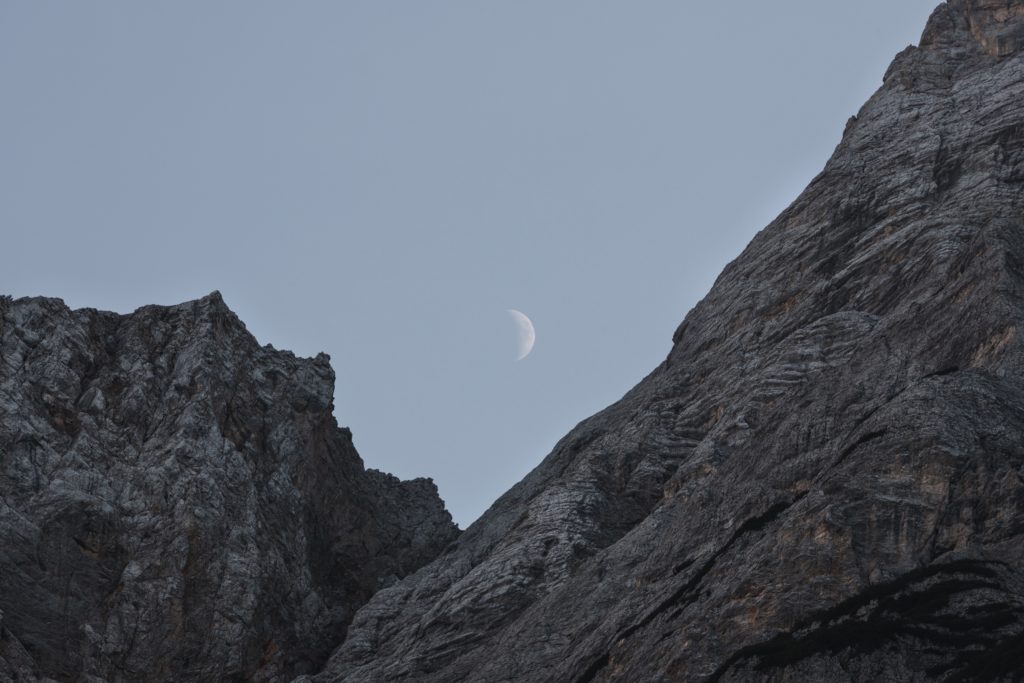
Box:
[5,1,1024,682]
[0,292,458,681]
[308,1,1024,681]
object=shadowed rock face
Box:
[314,2,1024,681]
[0,292,458,681]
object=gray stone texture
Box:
[0,292,458,681]
[314,1,1024,680]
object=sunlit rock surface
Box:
[315,1,1024,680]
[0,292,458,681]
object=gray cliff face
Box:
[0,292,458,681]
[316,2,1024,681]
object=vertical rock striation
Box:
[316,1,1024,680]
[0,292,458,681]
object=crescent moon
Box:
[507,309,536,361]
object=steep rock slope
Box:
[317,1,1024,681]
[0,292,458,681]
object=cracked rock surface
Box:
[0,292,458,681]
[315,2,1024,681]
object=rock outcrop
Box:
[314,1,1024,681]
[0,292,458,681]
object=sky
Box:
[2,1,941,528]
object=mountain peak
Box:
[0,293,458,680]
[922,0,1024,55]
[311,3,1024,681]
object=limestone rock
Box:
[316,1,1024,680]
[0,292,458,681]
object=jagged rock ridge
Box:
[312,1,1024,681]
[0,292,458,681]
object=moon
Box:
[507,309,536,361]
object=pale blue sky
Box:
[2,2,940,527]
